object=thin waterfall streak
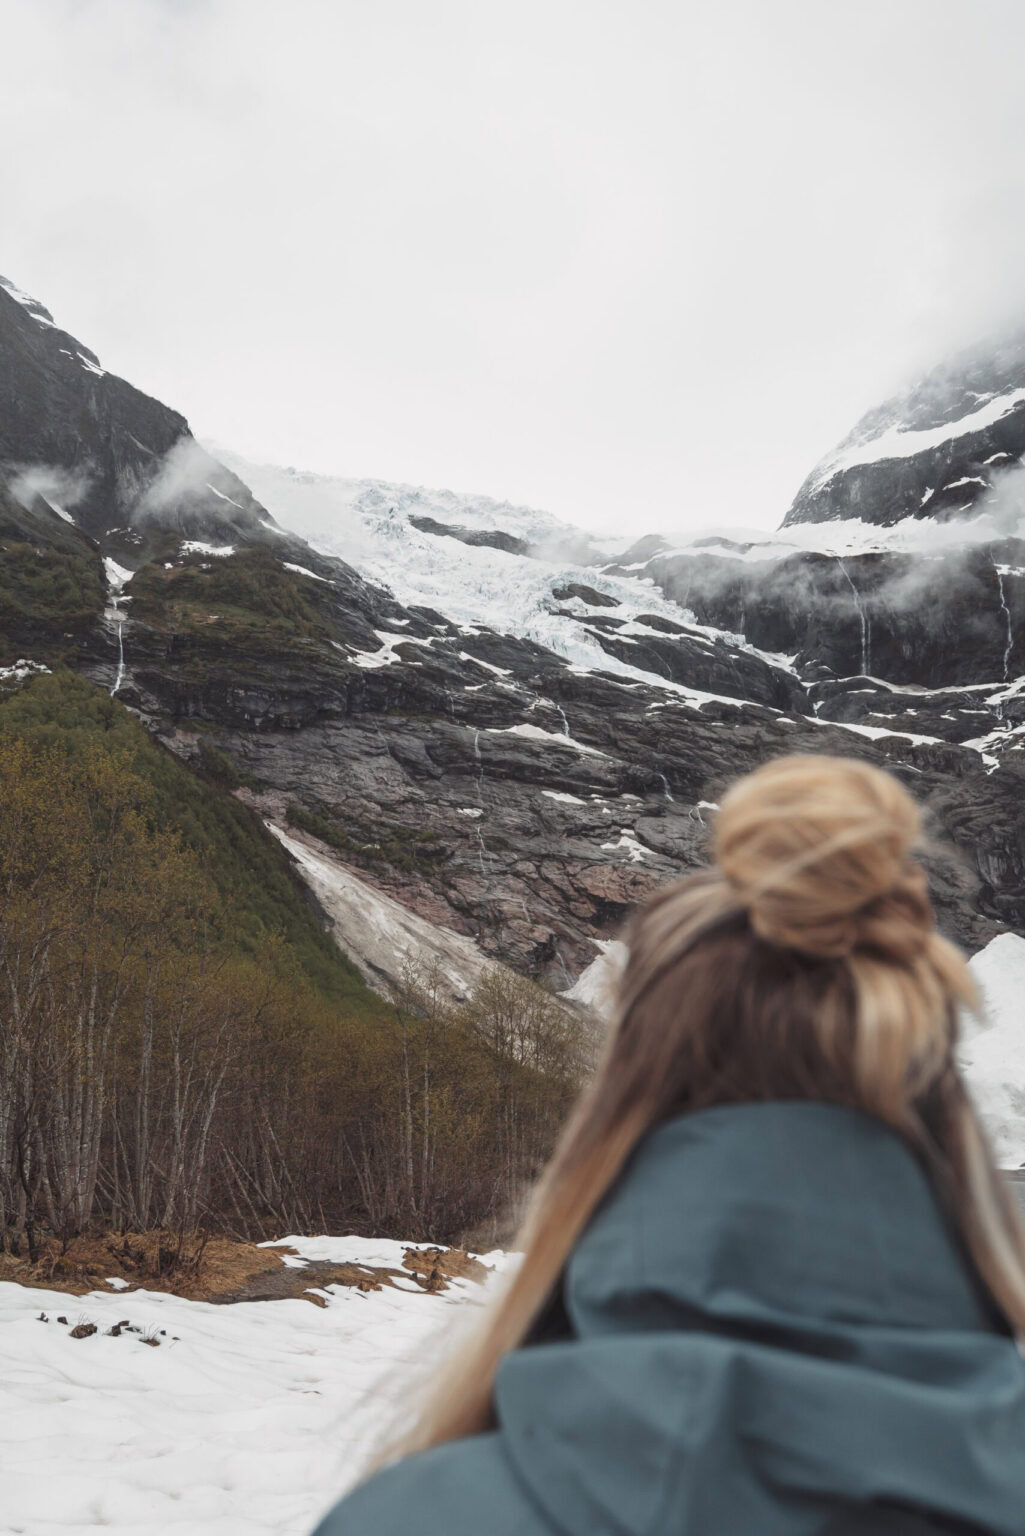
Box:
[469,728,491,880]
[110,622,125,696]
[837,558,869,677]
[524,688,570,738]
[995,564,1014,721]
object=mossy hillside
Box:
[0,490,105,663]
[0,671,387,1016]
[286,800,448,877]
[129,547,358,662]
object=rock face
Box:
[408,514,529,556]
[0,275,272,553]
[609,542,1025,695]
[3,273,1025,992]
[784,330,1025,528]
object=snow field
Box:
[0,1237,510,1536]
[210,453,794,693]
[964,932,1025,1167]
[1,938,1023,1536]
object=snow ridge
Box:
[807,385,1025,492]
[213,452,794,693]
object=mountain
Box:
[785,332,1025,529]
[2,272,1025,1005]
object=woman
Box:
[314,754,1025,1536]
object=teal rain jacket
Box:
[313,1102,1025,1535]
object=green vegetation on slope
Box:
[0,671,586,1249]
[0,492,105,664]
[129,547,343,661]
[286,799,449,877]
[0,670,380,1009]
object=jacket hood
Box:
[495,1101,1025,1536]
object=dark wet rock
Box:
[551,582,620,607]
[620,543,1025,692]
[408,514,529,556]
[584,623,809,713]
[633,612,689,635]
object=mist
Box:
[6,1,1025,535]
[9,463,93,521]
[137,438,226,521]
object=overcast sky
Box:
[4,0,1025,535]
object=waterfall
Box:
[995,564,1014,721]
[525,689,570,737]
[656,772,673,802]
[104,559,131,698]
[472,728,484,798]
[110,617,125,697]
[470,729,491,878]
[837,558,870,676]
[552,942,573,988]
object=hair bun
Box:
[714,755,931,960]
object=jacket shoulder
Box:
[311,1431,550,1536]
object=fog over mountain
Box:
[7,0,1025,533]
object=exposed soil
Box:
[0,1231,491,1306]
[204,1243,491,1306]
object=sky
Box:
[4,0,1025,536]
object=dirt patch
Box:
[0,1233,493,1306]
[212,1246,490,1305]
[401,1246,489,1290]
[211,1257,403,1305]
[0,1231,285,1301]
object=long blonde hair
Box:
[389,753,1025,1459]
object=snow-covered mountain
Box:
[786,330,1025,529]
[4,267,1025,1059]
[213,453,800,707]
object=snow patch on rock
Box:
[180,541,235,559]
[808,386,1025,492]
[963,932,1025,1168]
[267,823,492,1004]
[562,939,627,1016]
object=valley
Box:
[3,271,1025,1178]
[4,265,1025,1536]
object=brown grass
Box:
[0,1232,493,1305]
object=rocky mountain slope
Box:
[3,273,1025,999]
[786,331,1025,529]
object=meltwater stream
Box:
[837,558,870,677]
[103,559,132,697]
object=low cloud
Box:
[10,462,93,518]
[136,437,220,519]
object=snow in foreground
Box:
[1,938,1022,1536]
[964,932,1025,1168]
[0,1236,509,1536]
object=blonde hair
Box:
[386,753,1025,1459]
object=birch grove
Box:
[0,730,587,1252]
